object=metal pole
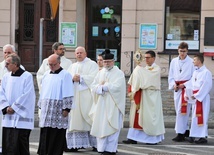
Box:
[39,18,44,66]
[169,51,171,67]
[131,51,133,74]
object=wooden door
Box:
[18,0,58,72]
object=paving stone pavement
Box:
[123,112,214,129]
[34,112,214,129]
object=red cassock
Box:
[128,85,142,129]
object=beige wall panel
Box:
[64,0,76,10]
[0,0,10,9]
[0,36,9,47]
[121,38,136,52]
[136,11,163,24]
[122,0,137,10]
[137,0,164,10]
[200,38,205,52]
[157,38,163,51]
[201,0,214,10]
[0,10,10,22]
[200,24,204,41]
[0,23,10,35]
[122,11,136,23]
[204,58,214,75]
[0,36,9,61]
[63,11,76,22]
[122,24,136,38]
[200,11,214,24]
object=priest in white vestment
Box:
[0,44,25,153]
[0,54,35,155]
[123,50,165,145]
[36,42,72,93]
[37,54,74,155]
[90,49,126,154]
[66,46,99,152]
[168,42,195,142]
[184,53,212,144]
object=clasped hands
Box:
[7,106,15,114]
[96,81,108,95]
[73,74,80,82]
[174,84,185,92]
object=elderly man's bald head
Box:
[48,54,61,71]
[75,46,87,62]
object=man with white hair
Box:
[0,44,17,81]
[0,54,35,154]
[0,44,25,154]
[90,49,126,154]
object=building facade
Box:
[0,0,214,113]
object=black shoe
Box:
[172,134,185,142]
[195,138,208,144]
[146,143,157,145]
[122,139,137,144]
[64,148,78,152]
[92,147,97,152]
[185,137,195,143]
[184,130,190,137]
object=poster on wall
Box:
[139,23,158,49]
[60,22,77,47]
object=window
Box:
[165,0,201,50]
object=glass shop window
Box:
[165,0,201,50]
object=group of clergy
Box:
[0,41,212,155]
[36,44,125,155]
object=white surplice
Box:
[0,71,35,129]
[168,56,195,134]
[184,65,212,138]
[67,57,99,149]
[36,56,72,92]
[127,64,165,143]
[90,66,126,152]
[38,69,74,129]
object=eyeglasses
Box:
[47,62,58,67]
[57,48,66,51]
[103,60,113,63]
[145,57,152,59]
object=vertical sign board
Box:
[60,22,77,47]
[139,23,157,49]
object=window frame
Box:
[163,0,201,54]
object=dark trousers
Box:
[37,127,66,155]
[2,127,31,155]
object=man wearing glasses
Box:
[168,42,195,142]
[37,54,74,154]
[36,42,72,93]
[0,44,25,154]
[123,50,165,145]
[0,54,35,154]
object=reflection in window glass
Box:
[165,0,201,50]
[92,5,121,24]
